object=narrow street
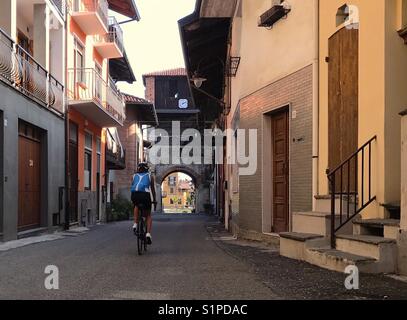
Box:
[2,214,407,300]
[0,214,275,300]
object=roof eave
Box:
[108,0,141,20]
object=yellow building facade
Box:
[280,0,407,275]
[318,0,407,218]
[162,173,194,212]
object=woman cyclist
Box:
[131,162,157,244]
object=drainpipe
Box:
[312,0,320,211]
[64,6,70,230]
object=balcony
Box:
[106,128,126,170]
[67,68,125,127]
[94,17,124,59]
[68,0,109,35]
[50,0,67,18]
[0,28,64,115]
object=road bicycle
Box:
[134,201,157,256]
[135,203,148,255]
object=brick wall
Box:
[115,115,139,199]
[238,65,313,233]
[145,77,155,103]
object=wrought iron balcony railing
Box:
[107,76,125,122]
[0,28,64,115]
[68,0,109,30]
[94,16,124,56]
[50,0,66,18]
[67,68,125,124]
[108,16,124,53]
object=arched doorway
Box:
[161,172,196,213]
[154,165,207,214]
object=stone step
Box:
[306,248,377,273]
[382,203,401,220]
[17,227,48,240]
[314,194,357,215]
[353,219,400,239]
[280,232,397,274]
[280,232,326,261]
[336,235,397,273]
[292,211,356,236]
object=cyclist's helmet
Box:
[137,162,149,172]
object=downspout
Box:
[64,6,70,230]
[312,0,320,211]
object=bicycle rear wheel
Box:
[144,221,148,252]
[137,219,145,255]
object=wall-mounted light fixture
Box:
[258,0,291,29]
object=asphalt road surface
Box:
[0,214,277,300]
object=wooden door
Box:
[18,126,41,230]
[69,121,79,223]
[69,142,78,222]
[272,110,289,233]
[328,27,359,191]
[96,153,101,221]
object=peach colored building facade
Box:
[222,0,318,241]
[66,0,138,225]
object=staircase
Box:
[280,136,400,274]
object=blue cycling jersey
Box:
[131,173,151,193]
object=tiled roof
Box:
[122,93,159,126]
[143,68,187,78]
[123,93,151,105]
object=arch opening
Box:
[161,172,196,214]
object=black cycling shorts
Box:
[131,191,152,211]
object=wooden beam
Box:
[200,0,238,18]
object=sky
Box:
[113,0,196,98]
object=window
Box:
[95,63,103,101]
[74,38,85,83]
[85,132,93,149]
[170,187,174,194]
[69,121,78,143]
[17,30,32,55]
[169,79,179,99]
[96,137,101,174]
[96,137,101,154]
[168,176,177,186]
[84,132,92,190]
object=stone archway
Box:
[153,164,208,213]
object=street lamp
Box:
[190,56,226,107]
[191,71,207,88]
